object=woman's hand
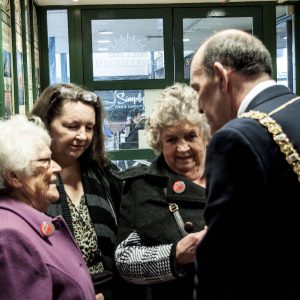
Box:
[96,292,104,300]
[176,227,207,266]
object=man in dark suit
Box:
[190,29,300,299]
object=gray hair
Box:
[0,114,51,190]
[202,30,272,78]
[146,82,210,153]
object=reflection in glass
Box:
[91,19,164,81]
[276,22,288,87]
[96,89,147,150]
[113,159,151,171]
[276,5,294,91]
[47,10,70,84]
[183,17,253,79]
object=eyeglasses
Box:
[31,157,52,169]
[50,86,99,104]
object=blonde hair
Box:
[146,83,210,153]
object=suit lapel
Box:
[246,85,295,112]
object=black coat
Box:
[116,155,206,300]
[195,85,300,300]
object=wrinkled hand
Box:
[96,293,104,300]
[176,227,207,266]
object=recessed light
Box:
[97,40,111,44]
[183,38,190,42]
[97,48,109,51]
[98,31,113,35]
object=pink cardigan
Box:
[0,197,95,299]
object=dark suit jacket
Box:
[195,85,300,300]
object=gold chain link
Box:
[269,96,300,116]
[239,96,300,183]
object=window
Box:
[97,89,146,151]
[182,16,253,80]
[47,10,70,84]
[81,8,173,90]
[276,5,295,91]
[91,19,164,81]
[173,6,262,83]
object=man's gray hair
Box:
[202,30,272,78]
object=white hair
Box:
[0,114,51,190]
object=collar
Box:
[0,196,63,238]
[237,80,276,116]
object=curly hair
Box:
[146,82,210,153]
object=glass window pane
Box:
[97,89,147,150]
[276,5,294,91]
[276,21,288,87]
[183,17,253,79]
[47,10,70,84]
[91,19,164,81]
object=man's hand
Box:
[96,292,104,300]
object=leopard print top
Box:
[67,194,104,275]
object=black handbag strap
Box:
[169,203,188,237]
[163,187,188,237]
[56,174,75,235]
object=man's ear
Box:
[4,170,23,188]
[213,62,230,92]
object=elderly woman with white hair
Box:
[0,115,95,299]
[115,83,210,300]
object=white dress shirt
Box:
[237,80,276,116]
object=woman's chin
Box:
[176,163,195,173]
[48,192,60,204]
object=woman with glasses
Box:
[0,115,95,299]
[31,83,122,300]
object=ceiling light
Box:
[98,31,113,35]
[97,48,109,51]
[97,40,111,44]
[207,10,226,17]
[183,38,190,42]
